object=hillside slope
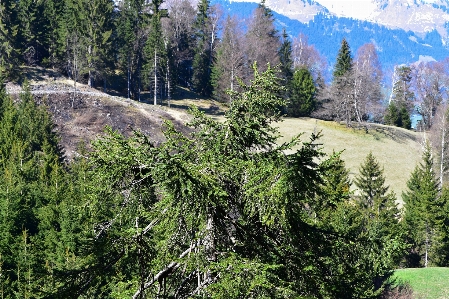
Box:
[7,67,423,198]
[277,118,423,198]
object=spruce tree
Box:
[355,152,389,209]
[288,68,316,117]
[319,151,352,209]
[192,0,215,96]
[355,152,400,236]
[143,0,168,105]
[85,0,114,88]
[333,38,352,79]
[115,0,149,100]
[433,186,449,266]
[330,38,355,125]
[279,28,293,84]
[387,65,414,128]
[402,144,439,267]
[0,0,18,77]
[0,81,69,297]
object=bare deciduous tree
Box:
[292,33,327,80]
[429,103,449,187]
[212,15,245,103]
[244,4,280,78]
[352,43,383,122]
[413,61,449,129]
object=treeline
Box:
[0,0,283,102]
[2,0,449,129]
[1,66,449,298]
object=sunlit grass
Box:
[275,117,423,200]
[394,267,449,299]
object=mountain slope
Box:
[215,0,449,73]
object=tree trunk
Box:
[154,48,157,105]
[127,56,130,99]
[88,45,93,87]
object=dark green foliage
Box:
[192,0,215,96]
[0,80,73,297]
[55,64,405,298]
[386,65,414,129]
[384,102,411,129]
[355,152,402,240]
[143,0,168,105]
[114,0,149,99]
[0,0,18,77]
[355,152,389,209]
[287,68,316,117]
[278,28,293,84]
[433,186,449,266]
[317,151,352,212]
[402,144,440,267]
[333,38,352,79]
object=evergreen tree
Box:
[330,38,355,125]
[278,28,293,84]
[62,64,405,298]
[143,0,168,105]
[15,0,38,65]
[115,0,148,100]
[402,144,440,267]
[387,65,414,128]
[85,0,114,88]
[0,80,70,297]
[0,0,18,77]
[192,0,216,96]
[355,152,401,236]
[319,151,352,209]
[287,68,316,117]
[355,152,389,209]
[333,38,352,79]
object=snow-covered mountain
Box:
[229,0,449,36]
[217,0,449,73]
[368,0,449,37]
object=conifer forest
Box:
[2,0,449,298]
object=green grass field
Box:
[275,117,423,200]
[394,267,449,299]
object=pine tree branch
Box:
[132,243,198,299]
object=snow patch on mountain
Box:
[228,0,449,38]
[228,0,327,22]
[369,0,449,37]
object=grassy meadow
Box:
[275,117,423,199]
[394,267,449,299]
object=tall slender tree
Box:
[330,38,354,125]
[333,38,352,79]
[0,0,18,77]
[402,144,440,267]
[244,0,280,78]
[85,0,114,88]
[211,15,244,102]
[278,28,293,84]
[192,0,219,96]
[115,0,149,100]
[144,0,168,105]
